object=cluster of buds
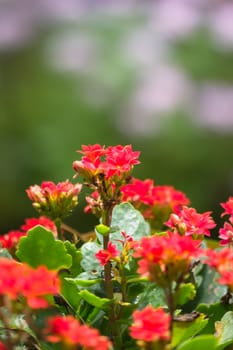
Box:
[26,180,82,219]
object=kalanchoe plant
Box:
[0,144,233,350]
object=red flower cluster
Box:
[0,258,60,308]
[0,216,57,251]
[166,206,216,237]
[26,180,82,219]
[73,144,140,180]
[221,197,233,224]
[45,315,111,350]
[95,241,119,266]
[134,233,201,285]
[121,178,190,229]
[21,216,57,235]
[121,178,189,209]
[0,230,26,250]
[219,222,233,246]
[130,306,170,343]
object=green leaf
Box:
[64,241,82,276]
[16,226,72,270]
[174,283,196,307]
[95,224,110,236]
[216,311,233,349]
[78,290,112,309]
[66,276,102,287]
[133,282,166,309]
[176,335,217,350]
[172,313,209,348]
[195,265,227,306]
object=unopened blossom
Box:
[221,197,233,224]
[0,230,26,250]
[166,206,216,237]
[21,216,57,236]
[26,180,82,219]
[45,315,112,350]
[219,222,233,246]
[134,232,201,286]
[130,306,170,343]
[0,258,60,308]
[95,241,120,266]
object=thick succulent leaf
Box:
[96,202,150,249]
[215,311,233,349]
[16,225,72,270]
[176,335,217,350]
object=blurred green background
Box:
[0,0,233,234]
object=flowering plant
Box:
[1,144,233,350]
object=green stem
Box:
[55,218,63,240]
[165,283,174,335]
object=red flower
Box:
[0,342,7,350]
[0,230,26,250]
[130,306,170,342]
[152,185,190,210]
[219,222,233,246]
[26,180,82,219]
[166,206,216,237]
[45,315,111,350]
[134,233,201,285]
[73,144,140,180]
[95,242,120,266]
[0,258,60,308]
[121,178,155,206]
[21,216,57,236]
[221,197,233,224]
[205,248,233,290]
[105,145,140,178]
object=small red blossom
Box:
[0,230,26,250]
[0,258,60,308]
[45,315,111,350]
[130,306,170,342]
[0,342,7,350]
[26,180,82,219]
[219,222,233,246]
[134,233,201,285]
[104,145,140,178]
[95,241,120,266]
[152,185,190,210]
[221,197,233,224]
[121,178,155,206]
[21,216,57,236]
[73,144,140,181]
[166,206,216,237]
